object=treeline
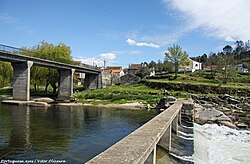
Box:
[190,40,250,67]
[0,41,74,93]
[189,40,250,81]
[137,41,249,82]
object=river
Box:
[1,103,250,164]
[0,104,158,163]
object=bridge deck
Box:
[0,44,100,74]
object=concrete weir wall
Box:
[87,100,192,164]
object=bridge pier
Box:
[58,69,75,100]
[12,61,33,101]
[84,73,102,90]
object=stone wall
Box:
[101,72,120,87]
[120,74,141,85]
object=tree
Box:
[0,62,13,88]
[148,61,156,68]
[156,60,164,72]
[217,50,236,83]
[136,67,150,78]
[223,45,233,54]
[164,44,188,78]
[180,52,190,74]
[205,53,218,78]
[22,41,73,93]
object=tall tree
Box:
[148,61,157,68]
[22,41,73,93]
[164,44,188,78]
[205,53,218,78]
[180,51,190,74]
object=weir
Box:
[86,100,194,164]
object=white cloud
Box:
[74,52,117,66]
[0,13,34,35]
[99,53,116,60]
[0,14,19,24]
[74,57,103,66]
[126,39,160,48]
[165,0,250,41]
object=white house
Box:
[190,59,202,72]
[179,58,202,72]
[238,64,249,73]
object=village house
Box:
[105,66,124,77]
[238,64,249,73]
[179,58,202,72]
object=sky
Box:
[0,0,250,68]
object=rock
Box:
[165,96,177,102]
[200,100,207,104]
[195,107,231,125]
[221,107,230,112]
[223,94,231,100]
[190,94,199,100]
[236,123,248,129]
[155,96,177,109]
[228,98,240,104]
[33,97,55,104]
[120,74,141,85]
[163,90,171,96]
[218,121,237,129]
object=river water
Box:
[0,104,158,163]
[1,103,250,164]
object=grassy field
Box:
[74,84,166,105]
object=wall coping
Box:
[86,100,188,164]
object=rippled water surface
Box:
[0,104,158,163]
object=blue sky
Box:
[0,0,250,68]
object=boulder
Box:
[33,97,55,104]
[195,107,231,125]
[155,96,177,109]
[164,96,177,102]
[236,123,248,129]
[228,98,240,104]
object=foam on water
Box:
[193,123,250,164]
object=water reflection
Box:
[0,104,157,163]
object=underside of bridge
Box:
[10,60,102,101]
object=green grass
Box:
[75,84,164,105]
[74,84,191,105]
[0,87,12,98]
[147,72,250,89]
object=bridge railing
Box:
[0,43,100,70]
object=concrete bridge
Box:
[0,44,102,101]
[87,100,194,164]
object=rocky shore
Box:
[191,94,249,129]
[154,95,249,129]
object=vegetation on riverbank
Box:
[75,84,168,105]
